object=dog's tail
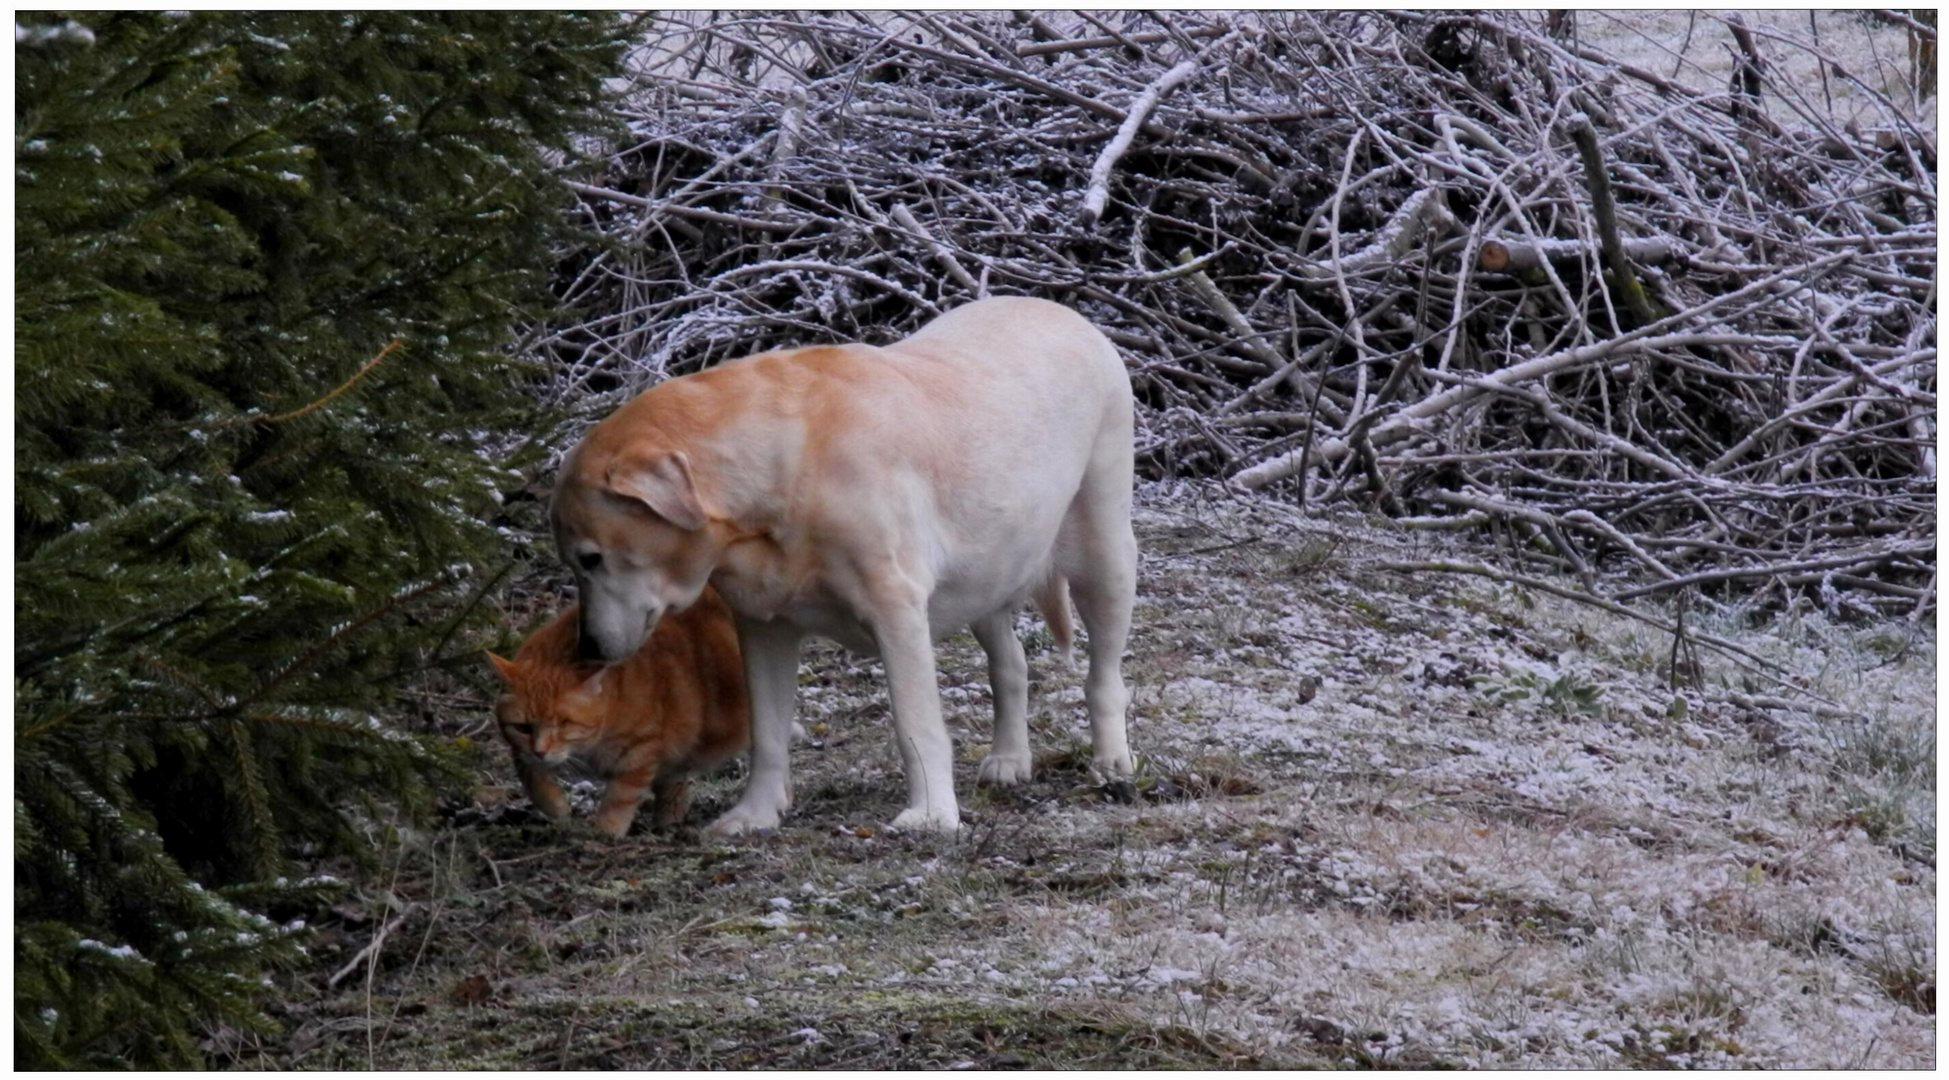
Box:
[1034,573,1075,667]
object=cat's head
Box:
[486,652,610,764]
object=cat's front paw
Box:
[590,809,640,839]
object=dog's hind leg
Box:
[972,607,1033,786]
[1066,511,1137,780]
[706,615,802,836]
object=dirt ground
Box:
[212,481,1933,1069]
[226,12,1933,1068]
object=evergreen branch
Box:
[239,708,452,775]
[19,699,92,742]
[386,557,516,683]
[224,719,284,879]
[137,651,235,712]
[235,566,468,711]
[257,338,402,426]
[152,339,402,435]
[15,13,632,1064]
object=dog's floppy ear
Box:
[606,450,707,531]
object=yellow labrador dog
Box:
[550,296,1136,833]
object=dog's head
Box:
[551,443,722,663]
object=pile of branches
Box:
[543,10,1936,618]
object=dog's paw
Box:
[704,804,783,836]
[1092,750,1136,780]
[888,805,961,833]
[976,751,1034,787]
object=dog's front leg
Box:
[706,614,802,836]
[875,603,961,832]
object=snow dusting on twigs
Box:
[544,11,1933,618]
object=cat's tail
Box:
[1034,573,1075,667]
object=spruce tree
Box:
[14,12,627,1066]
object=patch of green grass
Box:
[1862,940,1937,1016]
[1439,588,1533,632]
[1466,665,1604,718]
[1815,706,1936,857]
[1821,709,1935,787]
[1278,534,1343,578]
[1597,629,1665,676]
[1855,625,1920,662]
[1345,596,1395,629]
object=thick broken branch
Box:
[1568,112,1659,327]
[1479,236,1673,273]
[1082,59,1200,226]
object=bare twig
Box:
[543,11,1935,616]
[889,202,982,297]
[328,899,413,989]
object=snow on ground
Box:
[1567,10,1931,133]
[962,480,1935,1068]
[265,14,1934,1064]
[267,479,1933,1070]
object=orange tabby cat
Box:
[486,587,749,837]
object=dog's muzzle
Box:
[576,604,660,662]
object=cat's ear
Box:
[487,651,520,683]
[576,666,609,698]
[559,668,607,723]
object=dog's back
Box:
[888,297,1133,636]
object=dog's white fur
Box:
[550,297,1136,833]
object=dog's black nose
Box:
[575,624,606,662]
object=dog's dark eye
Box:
[577,551,602,572]
[506,722,534,736]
